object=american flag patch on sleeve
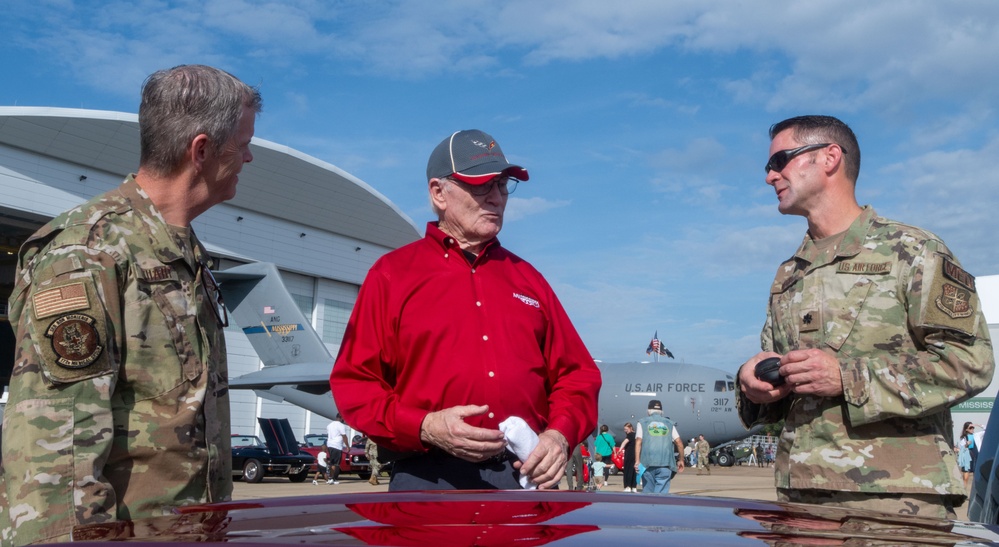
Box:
[33,282,91,319]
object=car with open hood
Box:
[231,418,314,483]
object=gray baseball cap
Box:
[426,129,529,185]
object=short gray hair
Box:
[429,176,454,218]
[139,64,262,176]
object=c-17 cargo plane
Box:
[217,262,756,453]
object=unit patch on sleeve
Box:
[936,283,974,319]
[935,258,976,320]
[32,277,114,383]
[922,255,979,334]
[45,313,104,369]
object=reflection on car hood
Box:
[46,491,999,545]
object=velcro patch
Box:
[837,261,891,274]
[32,282,90,319]
[45,313,104,369]
[35,277,114,383]
[139,266,175,281]
[921,253,978,336]
[943,258,976,292]
[799,310,820,332]
[936,283,974,319]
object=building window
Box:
[321,299,353,344]
[291,293,313,323]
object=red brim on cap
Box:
[452,165,529,185]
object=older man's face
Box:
[436,176,508,248]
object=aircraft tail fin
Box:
[215,262,333,369]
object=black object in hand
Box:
[754,357,785,387]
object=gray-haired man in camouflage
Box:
[737,115,994,519]
[0,65,261,544]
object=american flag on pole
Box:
[645,331,675,359]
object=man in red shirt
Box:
[330,130,601,490]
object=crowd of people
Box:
[563,415,758,493]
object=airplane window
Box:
[728,381,735,391]
[714,381,727,392]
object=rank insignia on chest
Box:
[45,313,105,369]
[799,310,819,332]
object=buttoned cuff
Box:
[397,405,432,453]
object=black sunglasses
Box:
[765,143,845,173]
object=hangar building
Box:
[0,106,420,440]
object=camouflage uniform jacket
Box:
[696,439,710,460]
[737,206,994,497]
[0,175,232,545]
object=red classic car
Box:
[301,433,371,480]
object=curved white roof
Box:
[0,107,420,249]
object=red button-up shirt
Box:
[331,222,601,454]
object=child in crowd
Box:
[591,453,607,490]
[313,447,330,485]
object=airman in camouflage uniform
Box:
[365,437,382,485]
[0,64,261,544]
[737,115,994,519]
[695,435,710,475]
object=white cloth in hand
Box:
[499,416,539,489]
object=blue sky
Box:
[4,1,998,373]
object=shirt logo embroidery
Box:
[513,293,540,308]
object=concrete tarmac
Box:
[232,463,778,500]
[232,463,969,521]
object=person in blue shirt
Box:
[594,424,615,482]
[591,454,607,490]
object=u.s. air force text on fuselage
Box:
[622,380,735,415]
[625,382,706,393]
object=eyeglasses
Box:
[765,143,845,173]
[454,176,519,196]
[197,263,229,328]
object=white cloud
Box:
[876,135,999,274]
[505,196,570,222]
[11,1,999,115]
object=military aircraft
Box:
[218,262,755,451]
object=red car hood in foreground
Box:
[45,490,999,546]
